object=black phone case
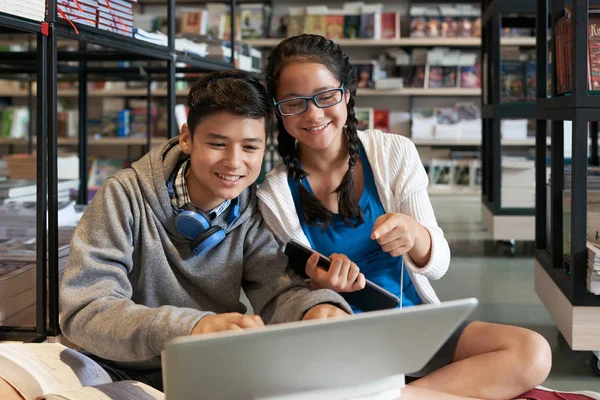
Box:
[284,240,400,312]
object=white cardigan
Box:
[257,130,450,304]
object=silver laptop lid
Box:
[163,298,478,400]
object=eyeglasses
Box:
[273,84,345,116]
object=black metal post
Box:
[47,22,60,336]
[231,0,236,64]
[78,42,88,205]
[167,0,176,138]
[550,120,564,269]
[591,121,599,166]
[491,11,502,212]
[535,0,548,250]
[35,31,48,337]
[27,35,34,155]
[571,112,588,303]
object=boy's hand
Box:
[305,252,366,293]
[191,313,264,335]
[302,304,349,321]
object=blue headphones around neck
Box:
[174,198,240,256]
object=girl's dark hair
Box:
[265,34,363,229]
[187,70,271,136]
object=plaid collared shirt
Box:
[169,159,231,220]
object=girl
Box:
[256,34,598,400]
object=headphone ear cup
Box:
[174,210,211,240]
[190,226,226,256]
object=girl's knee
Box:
[514,329,552,387]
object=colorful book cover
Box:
[344,15,361,39]
[304,14,325,36]
[325,14,344,39]
[355,107,373,131]
[360,13,376,39]
[589,14,600,91]
[442,66,458,88]
[427,66,444,89]
[411,66,426,88]
[380,12,399,39]
[373,110,390,132]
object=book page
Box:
[44,380,164,400]
[0,344,112,400]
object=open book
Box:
[0,343,163,400]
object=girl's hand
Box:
[305,252,366,293]
[371,213,421,257]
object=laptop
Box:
[162,298,478,400]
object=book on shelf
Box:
[0,179,80,200]
[355,108,374,131]
[587,241,600,294]
[0,343,163,400]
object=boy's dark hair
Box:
[187,70,271,137]
[265,34,363,229]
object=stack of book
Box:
[0,179,79,204]
[97,0,134,37]
[0,240,70,327]
[0,200,83,240]
[0,0,45,21]
[587,241,600,294]
[57,0,97,29]
[4,155,36,180]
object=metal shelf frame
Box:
[0,0,251,342]
[481,0,538,220]
[534,0,600,310]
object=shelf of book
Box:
[53,23,236,72]
[244,38,482,48]
[244,37,535,49]
[0,88,481,99]
[0,137,169,146]
[533,0,600,354]
[0,89,190,98]
[412,138,550,146]
[0,12,41,34]
[358,88,481,96]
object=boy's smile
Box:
[179,111,266,212]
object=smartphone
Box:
[284,239,401,312]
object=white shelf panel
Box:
[412,138,551,146]
[244,37,481,47]
[358,88,481,96]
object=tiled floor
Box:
[430,195,600,391]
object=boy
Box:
[0,70,350,398]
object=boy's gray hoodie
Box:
[60,138,351,370]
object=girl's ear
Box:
[179,123,192,155]
[344,90,350,105]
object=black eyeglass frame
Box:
[273,83,345,116]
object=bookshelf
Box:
[0,0,242,342]
[533,0,600,367]
[244,37,536,48]
[480,0,538,244]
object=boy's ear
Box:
[179,123,192,155]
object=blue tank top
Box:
[288,143,422,312]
